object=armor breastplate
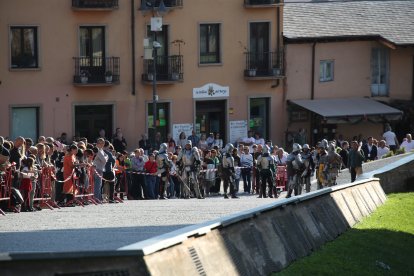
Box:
[222,153,233,168]
[182,150,193,166]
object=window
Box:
[371,48,389,96]
[147,102,170,142]
[11,107,40,141]
[200,24,220,64]
[10,26,38,68]
[319,60,334,82]
[249,98,270,140]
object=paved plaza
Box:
[0,154,407,253]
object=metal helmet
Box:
[159,143,168,154]
[262,145,270,154]
[192,146,200,160]
[328,142,336,152]
[302,144,310,150]
[319,139,328,149]
[185,140,192,148]
[224,143,234,154]
[292,143,302,153]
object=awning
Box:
[289,98,403,124]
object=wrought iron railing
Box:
[244,0,281,5]
[72,0,119,9]
[73,57,120,84]
[139,0,183,9]
[244,51,284,78]
[142,55,183,82]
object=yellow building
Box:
[0,0,285,148]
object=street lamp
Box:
[140,0,168,146]
[152,40,162,142]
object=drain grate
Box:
[188,246,207,276]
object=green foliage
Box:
[382,151,394,159]
[275,193,414,276]
[395,147,406,155]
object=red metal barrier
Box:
[33,167,54,210]
[0,165,13,215]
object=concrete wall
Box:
[140,179,386,275]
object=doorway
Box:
[196,100,226,142]
[75,105,113,142]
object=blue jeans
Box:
[145,175,156,199]
[94,171,103,200]
[241,168,251,193]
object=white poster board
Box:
[173,123,194,143]
[229,120,248,144]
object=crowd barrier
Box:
[0,163,131,215]
[0,163,289,215]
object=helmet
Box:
[159,143,168,154]
[302,144,310,150]
[185,140,192,148]
[319,139,328,149]
[262,145,270,154]
[224,143,234,154]
[192,147,200,160]
[328,142,336,152]
[292,143,302,153]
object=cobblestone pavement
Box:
[0,153,409,253]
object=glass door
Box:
[249,22,270,75]
[80,26,105,82]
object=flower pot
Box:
[147,73,154,81]
[105,76,113,83]
[248,69,257,77]
[272,68,281,76]
[171,72,179,80]
[80,76,88,84]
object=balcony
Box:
[244,0,283,8]
[244,51,284,80]
[72,0,119,10]
[73,57,120,86]
[139,0,183,10]
[142,55,183,84]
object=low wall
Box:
[359,153,414,194]
[130,179,386,275]
[2,153,414,275]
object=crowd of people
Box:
[0,124,412,213]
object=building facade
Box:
[283,1,414,146]
[0,0,285,148]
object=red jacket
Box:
[144,160,157,174]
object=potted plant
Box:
[248,67,257,77]
[272,67,281,76]
[80,70,89,84]
[147,73,154,81]
[105,71,113,83]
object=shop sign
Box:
[229,120,248,144]
[193,83,229,99]
[173,123,194,142]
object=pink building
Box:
[0,0,285,148]
[283,0,414,146]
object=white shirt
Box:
[242,137,256,153]
[377,146,390,159]
[400,140,414,152]
[383,131,397,146]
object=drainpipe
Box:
[311,41,316,145]
[131,0,136,95]
[311,41,316,100]
[271,6,281,89]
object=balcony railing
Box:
[139,0,183,10]
[244,51,284,78]
[142,55,183,83]
[73,57,120,85]
[72,0,119,9]
[244,0,282,7]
